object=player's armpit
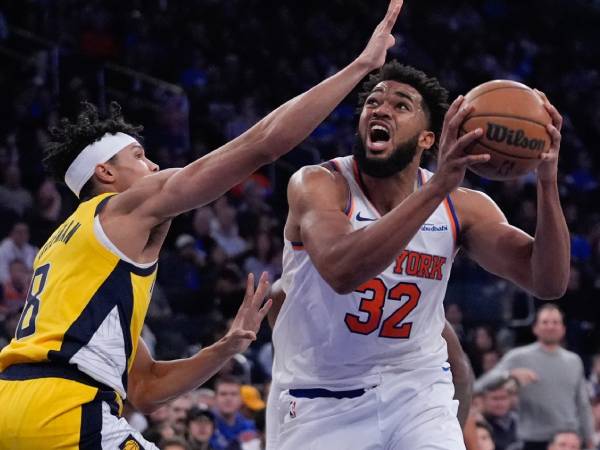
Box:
[267,279,287,329]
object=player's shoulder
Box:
[450,186,505,225]
[288,163,349,213]
[288,163,348,195]
[452,186,496,206]
[104,168,180,216]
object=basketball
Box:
[461,80,552,180]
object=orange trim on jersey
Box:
[329,159,355,218]
[443,197,458,246]
[291,242,305,250]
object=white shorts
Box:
[268,365,464,450]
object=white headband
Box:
[64,132,138,198]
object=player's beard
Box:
[352,132,420,178]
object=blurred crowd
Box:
[0,0,599,449]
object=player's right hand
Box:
[430,95,490,195]
[356,0,404,71]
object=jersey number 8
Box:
[16,263,50,339]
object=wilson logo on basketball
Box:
[486,123,546,151]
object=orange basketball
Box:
[461,80,552,180]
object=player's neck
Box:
[360,160,420,215]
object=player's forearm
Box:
[133,338,238,413]
[317,183,447,293]
[443,323,473,428]
[530,178,570,299]
[252,58,374,158]
[155,59,375,218]
[451,360,474,428]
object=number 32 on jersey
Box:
[344,278,420,339]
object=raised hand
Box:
[430,96,490,195]
[535,89,562,182]
[223,272,272,355]
[356,0,404,71]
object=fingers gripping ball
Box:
[461,80,552,180]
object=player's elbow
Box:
[127,387,160,415]
[322,269,358,295]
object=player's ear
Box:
[418,130,435,151]
[94,163,116,184]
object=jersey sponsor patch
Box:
[421,223,449,232]
[119,435,142,450]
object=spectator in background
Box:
[28,179,63,246]
[477,421,496,450]
[195,388,217,409]
[0,304,21,349]
[475,305,594,450]
[239,384,266,422]
[159,234,206,314]
[0,166,33,218]
[212,376,259,450]
[591,395,600,448]
[0,259,32,314]
[468,325,498,377]
[210,197,248,259]
[186,405,216,450]
[445,302,467,344]
[243,232,280,282]
[192,207,218,264]
[161,436,190,450]
[588,354,600,399]
[481,349,502,374]
[169,394,194,437]
[481,384,519,450]
[547,431,582,450]
[0,222,37,283]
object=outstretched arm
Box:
[110,0,404,227]
[127,273,272,414]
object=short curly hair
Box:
[43,101,143,199]
[357,61,449,150]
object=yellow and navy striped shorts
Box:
[0,363,158,450]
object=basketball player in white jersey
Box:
[270,60,569,449]
[265,280,474,449]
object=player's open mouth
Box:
[367,123,391,152]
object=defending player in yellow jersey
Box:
[0,2,404,448]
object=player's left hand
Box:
[223,272,272,355]
[535,89,562,182]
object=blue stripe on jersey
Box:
[446,195,461,239]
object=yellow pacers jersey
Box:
[0,193,157,398]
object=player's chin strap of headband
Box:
[64,132,139,198]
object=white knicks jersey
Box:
[272,156,461,390]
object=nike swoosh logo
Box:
[442,366,451,372]
[356,212,376,222]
